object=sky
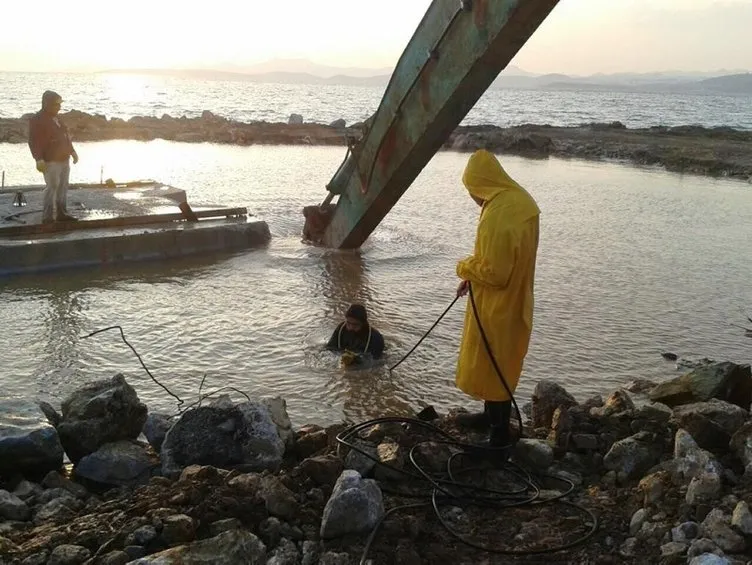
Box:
[0,0,750,75]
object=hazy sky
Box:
[1,0,750,75]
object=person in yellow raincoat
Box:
[454,150,540,449]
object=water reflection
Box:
[39,288,85,395]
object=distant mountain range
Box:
[100,58,752,95]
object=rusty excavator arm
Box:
[302,0,559,249]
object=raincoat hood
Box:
[462,150,540,222]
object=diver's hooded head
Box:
[462,150,540,220]
[345,304,369,334]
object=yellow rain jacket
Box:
[456,150,540,402]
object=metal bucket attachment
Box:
[302,204,336,245]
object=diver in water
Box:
[326,304,385,366]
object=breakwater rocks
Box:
[1,111,751,180]
[0,360,751,564]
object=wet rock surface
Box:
[56,374,148,464]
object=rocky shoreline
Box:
[1,360,751,565]
[1,111,751,181]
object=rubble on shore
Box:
[0,360,751,565]
[1,111,751,181]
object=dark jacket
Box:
[28,111,75,162]
[327,323,385,359]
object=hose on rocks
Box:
[358,283,598,561]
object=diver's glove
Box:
[341,350,359,367]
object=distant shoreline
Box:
[1,111,751,181]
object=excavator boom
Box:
[303,0,559,249]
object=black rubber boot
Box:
[486,400,513,463]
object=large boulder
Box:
[603,432,662,480]
[730,421,752,472]
[0,397,64,477]
[160,398,287,478]
[75,440,159,487]
[56,375,147,463]
[127,529,266,564]
[531,381,577,429]
[320,470,384,539]
[649,362,751,409]
[670,399,748,449]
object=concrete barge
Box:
[0,180,270,277]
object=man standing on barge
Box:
[28,90,79,223]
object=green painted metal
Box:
[305,0,559,249]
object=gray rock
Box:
[99,550,130,565]
[161,514,195,546]
[671,399,748,449]
[209,518,242,536]
[329,119,346,128]
[301,541,319,565]
[688,538,722,558]
[619,537,638,557]
[701,509,746,553]
[634,402,672,422]
[689,554,731,565]
[630,508,647,535]
[659,541,687,558]
[603,432,661,479]
[671,521,699,543]
[260,476,298,520]
[258,517,282,547]
[75,440,158,487]
[531,381,577,428]
[649,361,751,409]
[12,480,42,501]
[57,374,148,463]
[513,439,554,470]
[41,471,89,499]
[571,433,599,451]
[47,544,90,565]
[0,397,64,476]
[37,401,61,427]
[0,489,30,521]
[34,498,77,524]
[160,400,285,478]
[36,487,78,506]
[344,444,377,477]
[20,551,48,565]
[261,397,295,450]
[288,114,304,125]
[320,470,384,539]
[686,472,722,504]
[142,413,172,452]
[128,530,267,564]
[318,552,351,565]
[730,500,752,535]
[729,421,752,468]
[671,429,723,483]
[124,545,147,560]
[266,537,299,565]
[125,525,158,547]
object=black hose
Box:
[357,283,597,561]
[388,295,460,372]
[334,417,598,563]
